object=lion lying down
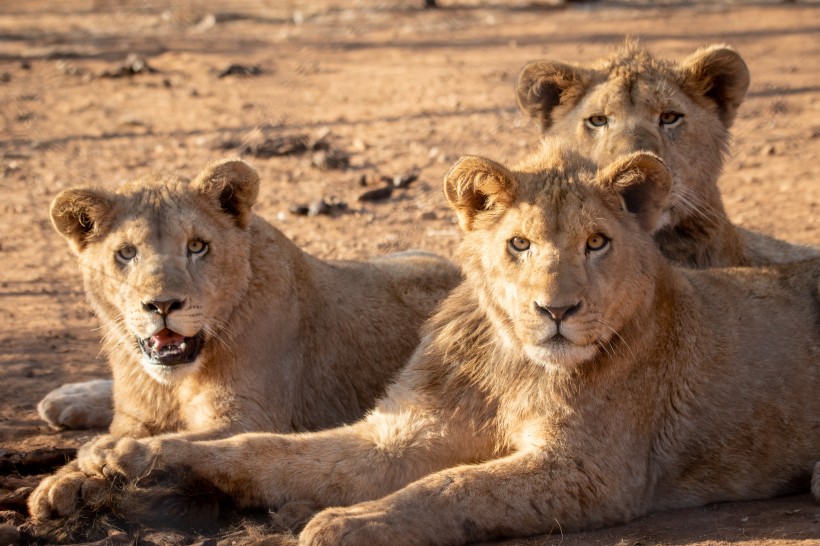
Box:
[39,158,460,439]
[30,142,820,544]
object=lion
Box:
[516,41,819,267]
[30,143,819,545]
[36,158,460,440]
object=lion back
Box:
[369,250,461,317]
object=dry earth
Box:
[0,0,818,544]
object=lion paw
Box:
[299,502,423,546]
[37,379,114,430]
[28,461,108,520]
[76,434,159,480]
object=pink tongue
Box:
[152,328,185,350]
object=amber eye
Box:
[116,245,137,263]
[508,237,531,252]
[586,115,608,128]
[586,233,609,252]
[187,239,208,256]
[659,111,683,126]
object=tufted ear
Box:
[516,60,592,132]
[444,156,517,232]
[50,188,116,253]
[676,44,750,129]
[597,152,672,233]
[192,158,260,229]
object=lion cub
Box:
[32,143,819,544]
[516,42,818,267]
[41,158,460,439]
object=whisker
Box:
[593,319,636,362]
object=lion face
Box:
[50,159,260,384]
[516,43,749,230]
[445,149,671,370]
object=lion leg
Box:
[37,379,114,430]
[75,405,480,512]
[812,461,820,503]
[300,450,633,546]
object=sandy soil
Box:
[0,0,818,544]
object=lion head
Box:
[515,42,749,232]
[50,159,259,384]
[444,143,672,370]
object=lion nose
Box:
[534,301,581,323]
[143,298,185,317]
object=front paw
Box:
[299,502,425,546]
[76,434,159,480]
[28,461,108,520]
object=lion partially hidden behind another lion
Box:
[39,159,460,440]
[516,41,818,267]
[31,142,819,544]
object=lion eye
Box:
[586,233,609,252]
[659,111,683,126]
[508,237,531,252]
[187,239,208,256]
[586,115,608,128]
[116,245,137,263]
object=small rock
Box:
[352,138,367,152]
[98,53,158,78]
[310,148,349,170]
[392,173,418,189]
[358,186,394,202]
[252,134,309,158]
[290,199,348,217]
[418,210,437,221]
[308,199,330,217]
[217,64,262,78]
[289,204,310,216]
[194,13,217,31]
[761,144,776,156]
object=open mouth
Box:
[137,328,205,367]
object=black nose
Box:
[143,298,184,317]
[534,302,581,323]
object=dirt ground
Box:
[0,0,818,544]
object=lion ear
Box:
[598,152,672,233]
[50,188,115,253]
[676,45,750,128]
[516,60,591,132]
[192,158,260,229]
[444,156,517,232]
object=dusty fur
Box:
[35,145,819,544]
[29,158,460,522]
[516,41,819,267]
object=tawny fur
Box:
[516,41,819,267]
[32,146,819,545]
[28,158,460,519]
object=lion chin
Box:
[137,329,206,384]
[523,338,598,371]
